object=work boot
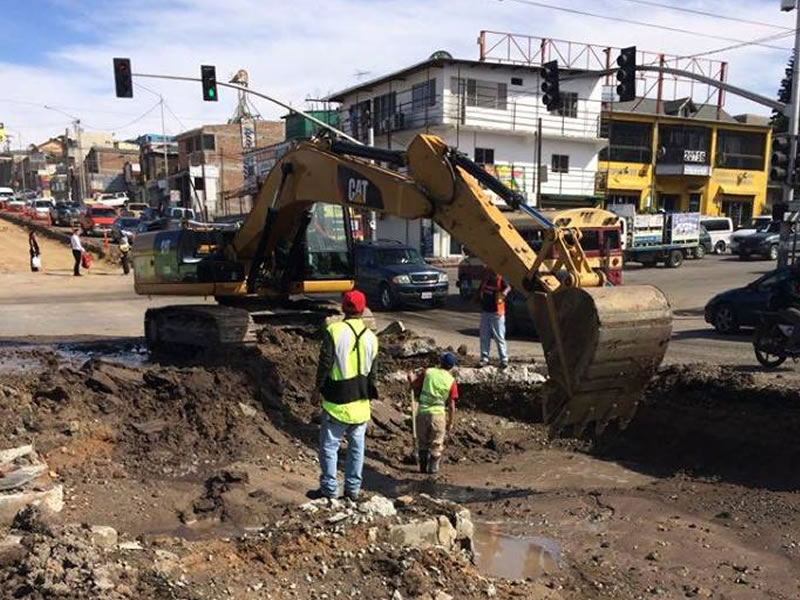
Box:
[418,450,429,474]
[427,455,441,475]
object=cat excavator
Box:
[132,133,671,434]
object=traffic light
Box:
[616,46,637,102]
[201,65,218,102]
[771,134,792,183]
[113,58,133,98]
[540,60,561,112]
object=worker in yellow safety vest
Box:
[307,290,379,501]
[409,352,459,474]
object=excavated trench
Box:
[2,327,800,598]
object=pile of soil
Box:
[592,363,800,487]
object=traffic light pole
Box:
[778,4,800,268]
[129,72,361,145]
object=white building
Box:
[326,53,606,258]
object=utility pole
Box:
[778,1,800,267]
[159,95,169,205]
[74,119,86,203]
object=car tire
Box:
[666,249,684,268]
[714,241,726,254]
[768,244,778,261]
[379,284,395,311]
[694,244,706,259]
[713,304,739,335]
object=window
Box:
[702,219,731,232]
[551,154,569,174]
[557,92,578,119]
[412,79,436,111]
[193,177,204,191]
[475,147,495,165]
[373,92,397,134]
[202,134,216,151]
[348,100,372,142]
[716,130,766,170]
[463,78,507,110]
[599,121,653,163]
[511,77,524,86]
[658,125,711,164]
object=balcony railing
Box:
[339,90,603,143]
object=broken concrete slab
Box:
[388,514,459,550]
[0,465,47,492]
[378,321,406,337]
[0,485,64,525]
[238,402,258,418]
[384,337,438,358]
[0,445,34,465]
[358,495,397,518]
[89,525,118,550]
[382,364,547,386]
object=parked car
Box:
[0,187,15,209]
[165,206,197,221]
[124,202,151,219]
[7,198,25,213]
[111,216,140,243]
[691,225,712,259]
[80,204,118,236]
[733,221,800,261]
[729,216,773,254]
[50,202,80,227]
[699,216,734,254]
[354,240,448,310]
[31,198,54,221]
[705,267,797,334]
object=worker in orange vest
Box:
[478,270,511,368]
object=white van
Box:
[699,216,734,254]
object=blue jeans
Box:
[318,411,367,497]
[480,312,508,363]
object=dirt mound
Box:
[592,363,800,488]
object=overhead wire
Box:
[611,0,792,31]
[497,0,792,51]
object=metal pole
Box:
[779,5,800,268]
[160,96,168,201]
[536,117,543,206]
[75,119,86,203]
[368,124,376,241]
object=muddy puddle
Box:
[0,339,149,374]
[473,521,561,580]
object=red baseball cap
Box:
[342,290,367,315]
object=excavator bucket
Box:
[531,285,672,435]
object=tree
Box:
[771,56,795,133]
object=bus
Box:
[456,207,624,299]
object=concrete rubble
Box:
[0,445,63,525]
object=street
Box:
[0,216,775,370]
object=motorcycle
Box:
[119,241,131,275]
[753,311,800,368]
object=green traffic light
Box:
[208,88,215,98]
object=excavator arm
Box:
[136,133,671,434]
[227,133,672,434]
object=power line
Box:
[498,0,792,51]
[164,102,187,131]
[103,100,162,133]
[673,29,797,61]
[612,0,792,31]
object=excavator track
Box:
[532,285,672,435]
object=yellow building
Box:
[597,98,771,226]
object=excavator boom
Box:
[133,133,671,434]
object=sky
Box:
[0,0,796,148]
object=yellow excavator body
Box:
[133,133,671,434]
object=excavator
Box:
[132,133,672,434]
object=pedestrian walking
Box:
[478,270,511,367]
[308,290,379,501]
[409,352,459,474]
[28,231,41,272]
[70,228,84,276]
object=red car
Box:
[80,204,119,236]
